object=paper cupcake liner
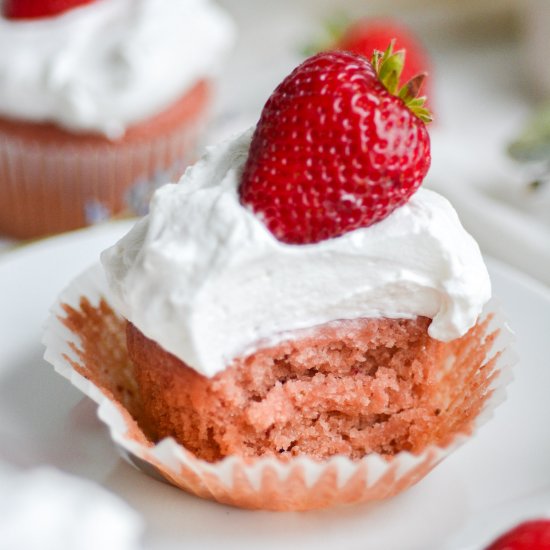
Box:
[43,264,516,511]
[0,83,210,239]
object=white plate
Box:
[0,221,549,550]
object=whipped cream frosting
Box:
[0,0,234,138]
[102,129,491,377]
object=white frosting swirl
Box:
[102,129,491,377]
[0,0,234,138]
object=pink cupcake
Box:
[44,49,513,510]
[0,0,234,238]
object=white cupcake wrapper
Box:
[43,264,516,511]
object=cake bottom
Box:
[127,316,494,463]
[54,287,507,510]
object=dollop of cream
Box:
[102,129,491,377]
[0,0,234,138]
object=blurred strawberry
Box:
[337,19,432,97]
[307,17,433,104]
[485,520,550,550]
[3,0,95,19]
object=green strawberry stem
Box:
[372,41,432,123]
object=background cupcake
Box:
[0,0,234,238]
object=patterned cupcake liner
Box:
[43,263,516,511]
[0,85,209,239]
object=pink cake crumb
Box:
[127,315,492,463]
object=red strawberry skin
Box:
[3,0,94,19]
[337,19,432,99]
[239,51,431,245]
[486,520,550,550]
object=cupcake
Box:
[0,0,234,238]
[44,48,513,510]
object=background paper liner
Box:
[43,263,516,511]
[0,81,209,240]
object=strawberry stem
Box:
[372,41,432,123]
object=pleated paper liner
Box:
[0,81,210,239]
[43,263,515,511]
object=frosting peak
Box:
[102,130,491,377]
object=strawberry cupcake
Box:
[0,0,234,238]
[44,48,513,510]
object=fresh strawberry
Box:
[239,45,431,245]
[3,0,95,19]
[486,520,550,550]
[335,18,432,101]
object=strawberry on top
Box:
[239,44,432,245]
